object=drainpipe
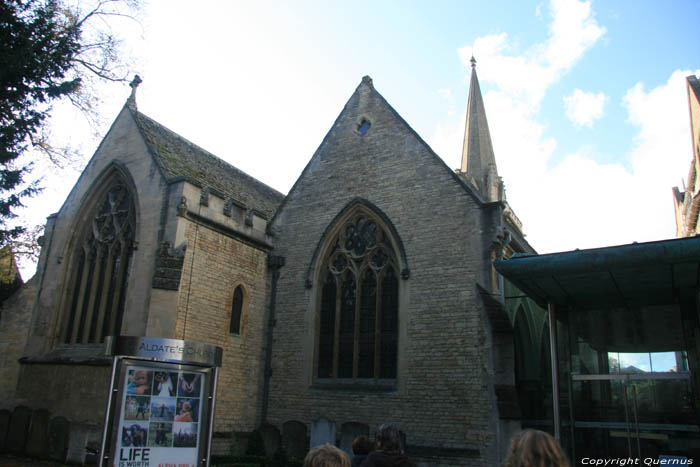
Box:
[261,254,285,424]
[548,301,561,441]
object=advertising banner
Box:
[114,365,206,467]
[101,337,222,467]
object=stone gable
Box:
[266,77,505,465]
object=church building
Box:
[673,75,700,237]
[0,61,535,466]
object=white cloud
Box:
[438,88,453,101]
[564,89,607,127]
[432,0,697,254]
[437,88,457,117]
[544,0,606,71]
[501,70,696,254]
[457,0,605,111]
[535,3,545,21]
[621,70,699,238]
[447,0,606,184]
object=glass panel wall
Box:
[504,281,554,432]
[567,304,699,462]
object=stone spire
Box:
[459,57,503,202]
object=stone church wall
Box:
[1,107,171,431]
[0,279,38,411]
[266,80,499,465]
[15,363,111,422]
[174,220,271,434]
[0,76,521,465]
[22,106,170,358]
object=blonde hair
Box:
[303,444,350,467]
[503,430,570,467]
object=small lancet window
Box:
[357,119,371,135]
[230,285,244,334]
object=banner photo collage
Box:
[115,365,205,467]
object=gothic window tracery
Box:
[317,211,399,381]
[61,180,135,344]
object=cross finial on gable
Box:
[130,75,142,90]
[127,75,142,109]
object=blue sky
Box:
[17,0,700,277]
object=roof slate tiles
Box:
[130,108,284,219]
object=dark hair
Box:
[375,423,401,453]
[352,435,373,455]
[304,443,350,467]
[503,430,570,467]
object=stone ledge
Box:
[185,209,273,251]
[19,344,111,366]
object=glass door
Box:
[571,368,698,461]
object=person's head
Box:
[352,435,373,456]
[375,423,402,453]
[182,401,191,412]
[504,430,570,467]
[132,370,147,385]
[303,444,350,467]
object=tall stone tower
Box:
[458,56,505,202]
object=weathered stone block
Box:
[310,417,335,448]
[0,409,10,453]
[25,408,50,457]
[48,416,70,461]
[66,422,101,465]
[282,420,307,460]
[259,423,281,457]
[6,405,31,454]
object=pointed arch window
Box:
[230,285,244,335]
[61,179,136,344]
[316,211,399,382]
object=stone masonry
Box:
[266,77,510,466]
[174,220,271,433]
[0,73,529,466]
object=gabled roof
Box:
[129,107,284,219]
[269,76,488,228]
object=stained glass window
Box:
[316,211,399,381]
[62,181,135,344]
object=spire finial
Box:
[470,56,477,68]
[127,74,142,108]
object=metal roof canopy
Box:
[494,236,700,310]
